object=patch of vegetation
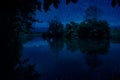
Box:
[78,19,110,40]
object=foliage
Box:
[43,0,78,12]
[111,0,120,7]
[15,59,41,80]
[78,19,110,40]
[66,0,78,5]
[0,0,42,79]
[63,21,80,51]
[47,18,64,38]
[64,21,79,39]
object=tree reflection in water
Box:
[47,37,110,69]
[65,37,80,52]
[47,37,64,57]
[79,39,110,69]
[45,37,111,80]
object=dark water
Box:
[21,37,120,80]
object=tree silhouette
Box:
[111,0,120,7]
[47,17,64,38]
[43,0,78,12]
[1,0,41,79]
[64,21,79,39]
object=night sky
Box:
[33,0,120,28]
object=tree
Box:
[78,19,110,40]
[64,21,79,39]
[0,0,41,80]
[47,17,64,38]
[43,0,78,12]
[111,0,120,7]
[78,5,110,40]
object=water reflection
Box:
[85,54,102,69]
[79,39,110,54]
[22,36,120,80]
[47,37,64,53]
[47,37,110,70]
[44,37,111,80]
[78,39,110,69]
[65,38,80,52]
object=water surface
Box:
[21,37,120,80]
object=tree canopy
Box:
[111,0,120,7]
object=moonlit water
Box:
[21,37,120,80]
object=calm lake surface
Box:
[21,37,120,80]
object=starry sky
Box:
[33,0,120,28]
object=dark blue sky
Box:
[33,0,120,28]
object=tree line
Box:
[42,5,110,41]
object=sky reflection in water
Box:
[22,37,120,80]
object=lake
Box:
[21,37,120,80]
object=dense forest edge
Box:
[22,18,120,44]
